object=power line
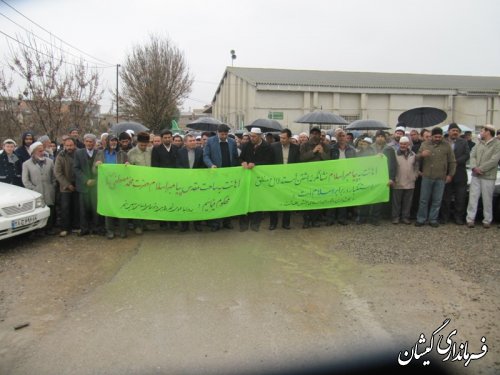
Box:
[0,0,115,66]
[186,96,211,104]
[0,29,114,69]
[0,12,114,69]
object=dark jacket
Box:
[372,143,397,181]
[271,142,300,164]
[330,143,357,160]
[449,137,470,184]
[0,152,23,186]
[73,148,98,193]
[14,132,36,164]
[94,148,128,167]
[299,140,330,162]
[239,140,274,166]
[176,147,206,169]
[203,136,239,168]
[54,149,76,192]
[151,144,178,168]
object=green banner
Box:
[97,156,389,220]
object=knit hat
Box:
[2,138,17,147]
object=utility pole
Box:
[116,64,121,123]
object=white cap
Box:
[2,138,17,147]
[292,135,299,141]
[399,136,410,143]
[28,141,43,155]
[395,126,405,133]
[250,127,262,134]
[126,129,135,136]
[362,137,373,144]
[325,135,331,141]
[484,124,496,133]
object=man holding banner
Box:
[269,128,300,230]
[176,134,206,232]
[299,126,331,228]
[203,124,239,231]
[239,127,274,231]
[152,129,179,230]
[127,131,153,234]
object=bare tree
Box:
[0,33,103,140]
[120,34,193,133]
[0,71,23,139]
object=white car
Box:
[0,182,51,240]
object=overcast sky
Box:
[1,0,499,114]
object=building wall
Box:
[213,71,499,134]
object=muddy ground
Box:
[0,218,498,374]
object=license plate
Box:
[11,215,37,228]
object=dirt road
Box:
[0,219,498,374]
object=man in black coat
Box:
[440,123,470,225]
[269,128,300,230]
[73,133,100,235]
[14,131,36,165]
[151,129,179,230]
[0,139,23,186]
[176,134,206,232]
[239,127,274,231]
[151,129,178,168]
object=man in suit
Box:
[269,128,300,230]
[176,134,206,232]
[151,129,178,168]
[239,127,274,231]
[73,133,100,236]
[328,129,357,225]
[151,128,179,230]
[440,123,470,225]
[299,126,331,228]
[203,124,239,231]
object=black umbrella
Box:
[110,121,149,135]
[295,110,348,125]
[345,119,391,131]
[186,117,225,132]
[398,107,447,128]
[244,118,283,133]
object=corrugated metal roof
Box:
[225,67,500,92]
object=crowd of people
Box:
[1,122,500,239]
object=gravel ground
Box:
[0,216,498,374]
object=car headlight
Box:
[35,197,46,208]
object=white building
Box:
[212,67,500,133]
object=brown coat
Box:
[54,150,76,192]
[418,140,456,180]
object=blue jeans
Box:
[417,177,446,224]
